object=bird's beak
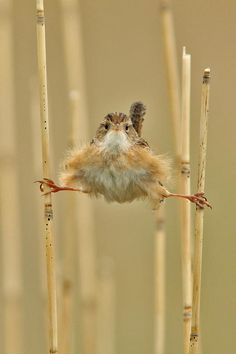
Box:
[113,124,121,131]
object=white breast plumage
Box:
[80,130,148,202]
[100,130,131,154]
[83,163,147,203]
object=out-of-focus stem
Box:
[97,258,115,354]
[0,1,23,353]
[59,1,96,353]
[154,206,166,354]
[160,0,181,157]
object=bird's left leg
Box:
[35,178,89,196]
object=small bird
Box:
[37,102,211,209]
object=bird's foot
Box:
[167,192,212,209]
[34,178,83,196]
[186,192,212,209]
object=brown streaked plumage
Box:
[36,102,211,209]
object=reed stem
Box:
[60,1,96,353]
[36,1,58,352]
[180,47,192,354]
[160,0,181,157]
[30,77,48,350]
[60,0,88,127]
[1,165,23,354]
[59,92,78,354]
[0,1,23,352]
[189,69,211,354]
[158,2,180,352]
[154,206,166,354]
[97,259,115,354]
[30,77,47,296]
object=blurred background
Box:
[0,0,235,354]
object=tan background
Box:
[0,0,235,353]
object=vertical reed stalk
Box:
[0,168,23,354]
[157,2,181,352]
[160,0,181,157]
[30,77,47,295]
[76,131,96,354]
[36,1,58,353]
[0,164,23,354]
[97,259,115,354]
[60,1,96,353]
[180,47,192,354]
[60,275,73,354]
[30,77,48,347]
[60,91,79,354]
[0,1,23,353]
[189,69,211,354]
[60,0,88,125]
[154,206,166,354]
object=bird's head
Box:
[95,112,138,153]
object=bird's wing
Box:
[129,101,146,136]
[135,137,150,150]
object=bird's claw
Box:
[189,192,212,209]
[34,178,83,195]
[34,178,64,196]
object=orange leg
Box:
[165,192,212,209]
[35,178,88,196]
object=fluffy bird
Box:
[37,102,211,209]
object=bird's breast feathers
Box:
[82,153,148,203]
[61,138,170,203]
[99,130,131,154]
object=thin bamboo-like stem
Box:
[60,92,79,354]
[97,258,115,354]
[157,2,181,352]
[30,77,47,297]
[154,206,166,354]
[189,69,211,354]
[60,0,88,126]
[30,77,48,349]
[0,167,23,354]
[160,0,181,157]
[180,47,192,354]
[73,96,96,354]
[60,277,73,354]
[0,1,23,353]
[59,1,96,353]
[36,1,58,353]
[158,2,180,353]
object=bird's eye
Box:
[104,123,109,130]
[125,124,129,132]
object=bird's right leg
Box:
[35,178,89,196]
[156,183,212,209]
[163,189,211,209]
